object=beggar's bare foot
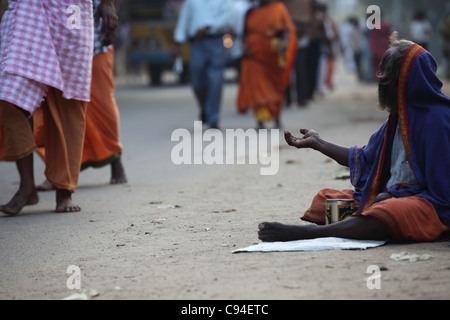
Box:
[258,222,316,242]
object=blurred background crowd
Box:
[0,0,449,93]
[80,0,450,88]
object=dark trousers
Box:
[305,39,321,100]
[189,37,227,127]
[295,46,310,104]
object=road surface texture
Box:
[1,60,449,300]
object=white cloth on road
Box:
[232,237,386,253]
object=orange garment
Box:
[34,48,122,170]
[302,188,450,242]
[302,189,359,225]
[0,102,36,161]
[40,88,86,193]
[326,56,335,87]
[0,88,86,193]
[80,47,122,170]
[237,2,297,120]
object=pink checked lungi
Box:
[0,0,94,113]
[0,0,94,192]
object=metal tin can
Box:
[325,199,355,225]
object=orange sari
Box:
[79,48,122,170]
[237,2,297,121]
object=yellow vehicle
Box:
[128,21,190,86]
[125,0,238,86]
[124,0,188,85]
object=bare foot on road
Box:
[55,189,81,213]
[110,159,127,184]
[0,187,39,216]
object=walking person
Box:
[237,0,297,129]
[228,0,253,79]
[281,0,312,107]
[440,14,450,80]
[82,0,127,185]
[347,16,364,81]
[316,4,338,95]
[34,0,127,191]
[410,9,432,51]
[0,0,117,215]
[305,0,327,101]
[173,0,232,129]
[368,17,392,80]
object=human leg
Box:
[110,158,127,184]
[326,56,335,89]
[189,40,208,123]
[254,106,272,130]
[203,37,226,128]
[32,108,56,191]
[295,47,309,106]
[0,153,38,215]
[259,196,450,242]
[258,216,389,242]
[447,55,450,80]
[0,102,38,215]
[306,39,321,99]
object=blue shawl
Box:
[349,44,450,227]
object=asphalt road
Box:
[1,61,448,301]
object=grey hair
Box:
[377,32,415,85]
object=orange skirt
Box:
[303,188,450,242]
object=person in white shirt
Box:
[410,9,432,50]
[227,0,253,75]
[173,0,232,129]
